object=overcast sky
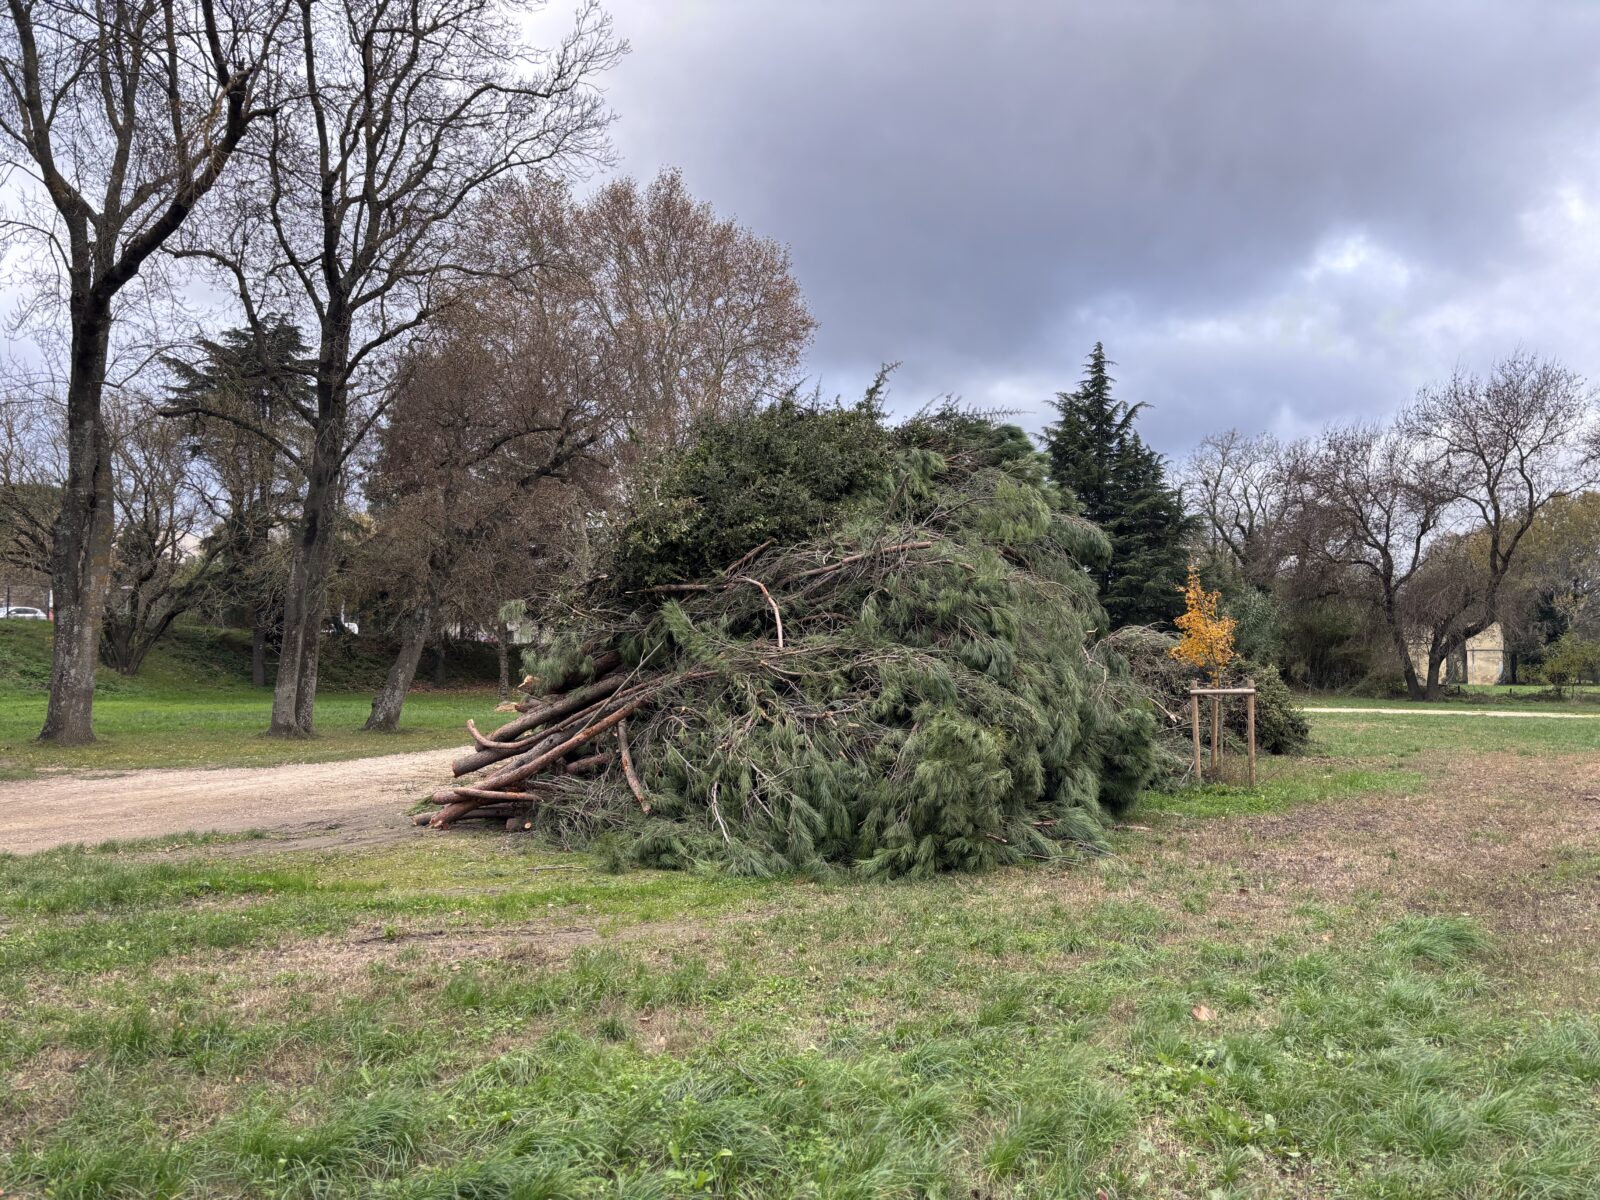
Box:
[594,0,1600,458]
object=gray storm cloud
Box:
[599,0,1600,453]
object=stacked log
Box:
[419,657,659,830]
[421,541,941,835]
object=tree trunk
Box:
[1423,642,1450,701]
[251,618,268,688]
[365,600,434,732]
[39,315,114,745]
[495,621,511,701]
[1385,611,1425,701]
[270,410,342,737]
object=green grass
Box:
[0,620,501,774]
[2,691,1595,1196]
[1309,710,1600,758]
[1145,761,1423,819]
[2,833,1595,1198]
[1300,687,1600,711]
[0,688,498,774]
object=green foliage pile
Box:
[531,399,1160,877]
[1106,625,1310,756]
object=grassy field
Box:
[1301,686,1600,712]
[0,622,500,776]
[2,709,1596,1198]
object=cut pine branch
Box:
[482,673,624,745]
[618,718,650,813]
[431,697,648,824]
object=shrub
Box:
[1541,634,1600,695]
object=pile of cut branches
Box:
[424,400,1161,877]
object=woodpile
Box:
[416,655,657,831]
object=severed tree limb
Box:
[564,752,612,775]
[433,697,648,825]
[416,803,526,825]
[455,787,538,803]
[721,538,774,577]
[466,718,543,753]
[453,681,621,776]
[735,575,785,648]
[707,781,732,845]
[618,719,650,813]
[451,670,694,781]
[630,581,712,595]
[452,721,575,779]
[481,673,624,745]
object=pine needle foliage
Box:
[529,398,1160,878]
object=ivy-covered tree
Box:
[1044,344,1193,628]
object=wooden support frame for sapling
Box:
[1188,679,1257,786]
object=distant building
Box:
[1407,623,1506,686]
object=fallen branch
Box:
[618,719,650,813]
[564,752,613,775]
[777,541,933,586]
[735,575,785,649]
[479,673,624,746]
[707,781,731,845]
[456,786,538,803]
[433,697,649,825]
[721,538,774,577]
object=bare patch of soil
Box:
[0,749,453,854]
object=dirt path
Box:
[1304,706,1600,719]
[0,749,452,855]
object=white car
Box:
[0,606,48,620]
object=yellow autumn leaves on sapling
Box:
[1169,564,1236,684]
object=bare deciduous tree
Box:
[1181,429,1285,588]
[357,283,619,732]
[0,395,61,583]
[1398,353,1595,693]
[1268,353,1594,698]
[1282,424,1455,699]
[353,168,815,731]
[0,0,282,741]
[493,169,815,457]
[173,0,622,736]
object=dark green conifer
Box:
[1044,344,1193,628]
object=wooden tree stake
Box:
[1190,684,1202,779]
[1246,679,1257,787]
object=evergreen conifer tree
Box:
[1044,344,1192,628]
